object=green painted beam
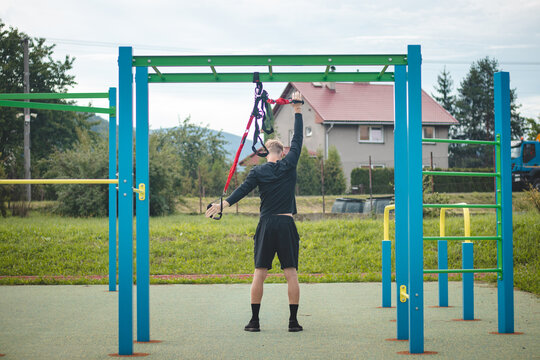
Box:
[0,92,109,100]
[422,171,499,177]
[133,54,407,67]
[0,100,115,115]
[423,236,501,241]
[148,72,395,83]
[424,268,501,274]
[377,65,389,79]
[421,138,499,145]
[423,203,500,209]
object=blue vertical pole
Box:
[407,45,424,354]
[393,64,409,340]
[118,46,134,356]
[462,242,474,320]
[494,71,514,333]
[108,87,117,292]
[438,240,448,307]
[136,66,150,342]
[382,240,391,307]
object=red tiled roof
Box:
[239,146,317,166]
[275,82,458,125]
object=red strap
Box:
[266,97,291,105]
[223,114,255,194]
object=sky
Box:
[1,0,539,136]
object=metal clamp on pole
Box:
[400,285,410,303]
[133,183,146,201]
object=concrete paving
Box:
[0,282,538,359]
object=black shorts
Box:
[253,215,300,270]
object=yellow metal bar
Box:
[383,204,395,241]
[0,179,118,185]
[133,183,146,201]
[399,285,409,303]
[439,203,471,241]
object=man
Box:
[205,91,304,333]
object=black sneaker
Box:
[288,320,303,332]
[244,319,260,332]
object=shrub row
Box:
[350,167,495,194]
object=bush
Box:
[350,168,394,194]
[324,146,346,195]
[524,185,540,212]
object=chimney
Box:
[325,82,336,91]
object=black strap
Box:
[206,196,223,220]
[250,78,274,158]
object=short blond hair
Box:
[265,139,284,155]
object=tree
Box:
[296,146,321,195]
[449,57,525,167]
[524,115,540,140]
[432,66,456,114]
[324,146,346,195]
[0,21,91,200]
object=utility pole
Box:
[368,155,373,212]
[430,151,434,193]
[23,37,31,202]
[320,157,325,215]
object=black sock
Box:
[289,304,299,322]
[251,303,260,322]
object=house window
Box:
[358,125,384,143]
[305,127,312,137]
[523,143,536,163]
[360,164,386,169]
[423,126,435,139]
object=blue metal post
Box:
[462,242,474,320]
[407,45,423,354]
[108,87,117,292]
[438,240,448,307]
[136,66,150,342]
[382,240,391,307]
[495,72,514,333]
[393,64,409,340]
[118,46,134,355]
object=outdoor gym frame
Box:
[117,44,514,356]
[0,90,120,293]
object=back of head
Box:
[265,139,284,157]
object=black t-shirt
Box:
[226,113,303,218]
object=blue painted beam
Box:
[438,240,448,307]
[108,87,117,292]
[393,64,409,340]
[118,46,134,356]
[462,242,474,320]
[407,45,424,354]
[495,72,514,333]
[136,66,151,342]
[382,240,392,308]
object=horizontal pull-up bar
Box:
[133,54,407,67]
[0,179,119,185]
[423,236,501,241]
[424,268,501,274]
[422,138,499,145]
[148,72,395,83]
[0,100,115,115]
[0,92,109,100]
[422,170,499,177]
[423,203,500,209]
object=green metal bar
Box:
[268,65,273,78]
[0,99,115,115]
[210,65,218,79]
[151,66,164,79]
[421,138,498,145]
[377,65,389,79]
[423,236,501,241]
[423,204,500,209]
[422,171,499,177]
[424,268,501,274]
[495,134,503,279]
[0,92,109,100]
[148,72,395,83]
[133,54,407,67]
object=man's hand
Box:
[205,200,230,218]
[291,91,302,114]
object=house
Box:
[271,82,458,187]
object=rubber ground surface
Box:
[0,282,538,359]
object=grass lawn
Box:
[1,193,538,294]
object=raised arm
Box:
[283,91,304,167]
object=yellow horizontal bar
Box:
[0,179,118,185]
